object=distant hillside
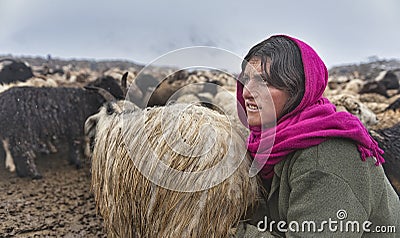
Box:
[3,54,400,79]
[0,54,144,72]
[329,59,400,81]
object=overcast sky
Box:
[0,0,399,72]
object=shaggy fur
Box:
[0,75,124,178]
[91,103,259,238]
[84,100,139,157]
[0,87,106,178]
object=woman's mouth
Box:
[246,102,261,112]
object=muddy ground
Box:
[0,155,106,237]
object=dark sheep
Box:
[35,65,65,76]
[146,78,185,107]
[0,76,125,179]
[359,70,400,98]
[204,79,222,96]
[371,124,400,196]
[88,75,126,100]
[385,98,400,112]
[380,70,399,90]
[359,81,390,98]
[134,73,159,93]
[0,59,34,84]
[131,70,193,107]
[145,71,221,108]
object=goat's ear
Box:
[121,72,128,92]
[85,113,101,136]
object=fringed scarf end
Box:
[357,144,385,165]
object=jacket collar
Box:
[267,159,285,201]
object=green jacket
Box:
[236,138,400,237]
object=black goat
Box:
[359,81,390,98]
[371,124,400,196]
[0,74,126,178]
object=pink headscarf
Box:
[237,35,384,179]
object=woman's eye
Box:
[242,76,250,84]
[255,75,269,85]
[241,75,269,86]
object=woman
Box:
[235,35,399,237]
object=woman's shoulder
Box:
[280,138,392,205]
[283,138,385,186]
[273,139,400,232]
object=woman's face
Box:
[242,57,290,127]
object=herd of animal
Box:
[0,57,399,236]
[0,58,241,179]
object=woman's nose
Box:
[242,80,256,100]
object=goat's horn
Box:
[84,86,116,102]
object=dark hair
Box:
[241,36,305,117]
